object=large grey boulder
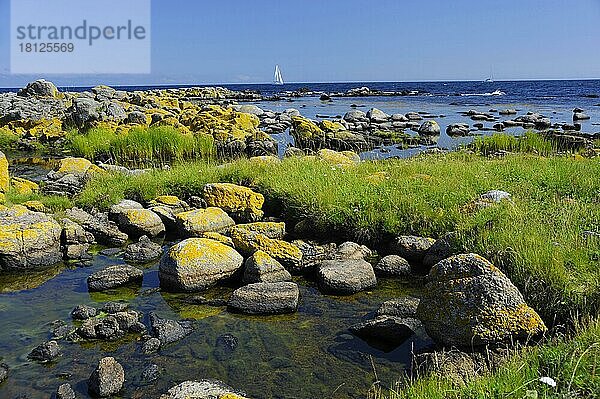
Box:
[116,208,165,238]
[159,238,244,292]
[392,235,435,263]
[418,120,441,135]
[367,108,390,123]
[124,236,163,263]
[416,254,547,347]
[317,259,377,294]
[88,357,124,397]
[175,208,236,237]
[27,340,61,362]
[17,79,60,98]
[228,282,299,315]
[87,265,144,291]
[0,206,62,270]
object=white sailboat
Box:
[274,65,284,85]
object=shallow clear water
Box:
[0,246,429,398]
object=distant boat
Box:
[274,65,284,85]
[484,67,494,83]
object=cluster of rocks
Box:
[0,79,277,159]
[278,86,421,99]
[230,104,299,134]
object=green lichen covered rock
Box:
[0,205,62,270]
[0,151,9,193]
[175,207,236,237]
[230,229,302,270]
[416,253,547,347]
[202,183,264,222]
[159,238,244,292]
[291,116,326,148]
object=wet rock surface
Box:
[228,282,300,315]
[88,357,124,397]
[87,265,144,291]
[317,259,377,295]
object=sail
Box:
[274,65,284,85]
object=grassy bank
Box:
[78,152,600,324]
[371,317,600,399]
[67,125,215,166]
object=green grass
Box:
[471,132,557,156]
[370,317,600,399]
[0,127,19,150]
[5,190,73,213]
[77,152,600,323]
[67,125,215,166]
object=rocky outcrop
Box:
[88,357,124,397]
[228,282,299,315]
[65,208,128,247]
[416,254,546,347]
[77,310,144,341]
[176,207,236,237]
[202,183,265,222]
[42,157,103,197]
[317,259,377,294]
[87,265,144,291]
[0,205,62,270]
[159,238,244,292]
[61,218,95,260]
[242,250,292,283]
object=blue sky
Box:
[1,0,599,86]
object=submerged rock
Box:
[149,312,194,345]
[159,238,244,292]
[242,250,292,283]
[349,316,420,348]
[87,265,144,291]
[28,340,61,362]
[317,259,377,295]
[228,282,300,315]
[0,205,62,270]
[377,297,420,318]
[416,253,547,347]
[202,183,265,222]
[88,357,124,397]
[0,363,8,383]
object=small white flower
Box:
[539,376,557,388]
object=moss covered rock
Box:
[317,149,360,166]
[0,205,62,270]
[231,221,285,239]
[202,183,264,222]
[416,253,547,347]
[176,207,236,237]
[230,229,302,270]
[159,238,244,292]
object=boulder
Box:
[88,357,124,397]
[159,380,247,399]
[61,218,95,260]
[108,199,144,221]
[0,151,8,192]
[392,235,436,263]
[480,190,512,203]
[71,304,98,320]
[0,206,62,270]
[42,157,103,197]
[28,340,61,362]
[367,108,390,123]
[149,312,194,345]
[17,79,60,98]
[87,265,144,291]
[124,236,163,263]
[159,238,244,292]
[374,255,411,277]
[66,208,128,247]
[175,208,235,237]
[333,241,372,260]
[317,259,377,294]
[416,254,547,347]
[242,250,292,283]
[418,120,441,135]
[317,149,360,166]
[202,183,264,222]
[422,233,457,269]
[116,209,165,238]
[228,282,299,315]
[573,112,590,121]
[349,316,419,348]
[230,229,302,270]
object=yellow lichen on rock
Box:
[153,195,182,207]
[200,232,234,247]
[202,183,264,221]
[317,149,360,166]
[11,177,39,195]
[291,116,325,139]
[180,105,261,142]
[319,120,346,133]
[475,303,547,343]
[22,200,46,212]
[57,157,93,175]
[230,228,302,269]
[0,151,8,192]
[176,207,236,236]
[231,222,286,239]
